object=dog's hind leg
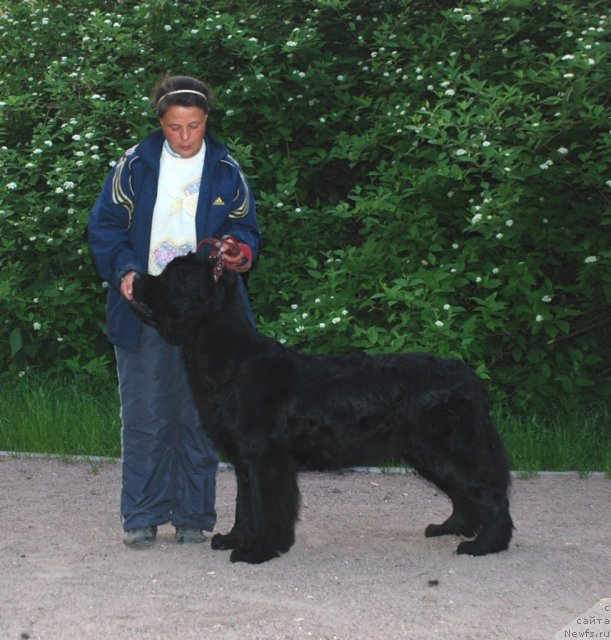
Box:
[424,488,480,538]
[417,462,512,555]
[411,393,513,555]
[230,447,300,564]
[454,485,513,556]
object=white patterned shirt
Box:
[148,140,206,275]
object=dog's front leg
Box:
[211,460,251,551]
[230,449,300,564]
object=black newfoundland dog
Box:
[131,246,513,564]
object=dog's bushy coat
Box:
[132,253,513,564]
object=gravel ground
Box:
[0,457,608,640]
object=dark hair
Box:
[151,75,214,118]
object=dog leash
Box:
[197,236,250,281]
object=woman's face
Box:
[159,105,207,158]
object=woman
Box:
[88,75,260,547]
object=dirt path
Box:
[0,457,608,640]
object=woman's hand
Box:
[218,235,253,272]
[120,271,137,301]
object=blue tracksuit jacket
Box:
[88,129,260,349]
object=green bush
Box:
[1,0,609,410]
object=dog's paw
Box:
[211,532,240,550]
[230,545,280,564]
[426,520,479,538]
[456,539,496,556]
[425,523,448,538]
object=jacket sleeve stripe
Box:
[229,168,251,219]
[111,154,135,226]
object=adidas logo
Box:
[213,196,225,206]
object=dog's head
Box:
[131,253,232,345]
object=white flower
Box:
[463,14,473,21]
[561,54,575,61]
[471,213,482,224]
[72,134,81,141]
[44,140,53,147]
[6,182,17,190]
[318,322,326,329]
[535,315,543,322]
[584,255,598,264]
[435,320,444,327]
[164,24,172,31]
[455,148,467,156]
[63,181,75,190]
[290,304,298,310]
[505,219,514,227]
[541,295,552,303]
[332,317,341,324]
[33,322,41,331]
[482,140,491,147]
[443,304,451,311]
[444,89,455,97]
[496,233,504,240]
[557,147,569,155]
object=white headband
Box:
[158,89,209,104]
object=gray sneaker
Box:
[175,527,206,544]
[123,526,157,547]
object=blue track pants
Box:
[115,324,218,532]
